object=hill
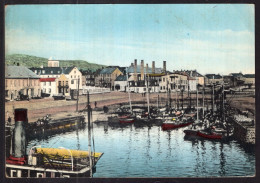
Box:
[5,54,106,71]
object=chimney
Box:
[163,61,166,73]
[146,63,149,74]
[134,59,137,81]
[9,108,27,161]
[141,60,144,80]
[152,61,155,74]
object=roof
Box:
[39,78,56,82]
[100,67,117,74]
[184,70,204,77]
[205,74,223,79]
[5,66,40,79]
[243,74,255,78]
[127,65,163,74]
[30,67,74,75]
[230,73,243,78]
[115,75,127,81]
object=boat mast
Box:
[126,68,132,113]
[87,92,93,177]
[212,75,215,113]
[196,77,199,122]
[145,72,150,117]
[202,83,205,118]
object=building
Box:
[126,60,164,93]
[47,57,60,67]
[114,75,128,91]
[160,72,188,92]
[182,70,205,86]
[5,65,41,100]
[39,78,57,96]
[205,74,223,85]
[30,66,82,96]
[243,74,255,86]
[57,74,69,96]
[95,67,123,89]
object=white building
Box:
[39,78,57,96]
[114,75,128,91]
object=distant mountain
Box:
[5,54,106,71]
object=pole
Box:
[196,77,199,122]
[157,94,159,109]
[126,68,132,113]
[166,78,169,110]
[76,78,80,112]
[181,89,184,110]
[146,73,150,116]
[203,84,205,118]
[212,76,215,113]
[87,92,93,177]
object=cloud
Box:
[5,28,255,75]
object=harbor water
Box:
[27,122,255,177]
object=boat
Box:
[183,129,198,136]
[197,129,222,139]
[6,92,103,178]
[118,115,135,123]
[161,117,193,131]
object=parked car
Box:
[52,94,65,100]
[41,93,50,98]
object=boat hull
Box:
[183,130,198,136]
[162,122,193,131]
[197,131,222,139]
[119,118,135,123]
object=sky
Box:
[5,4,255,75]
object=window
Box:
[163,78,165,82]
[71,80,74,84]
[5,90,8,97]
[59,81,61,86]
[71,75,72,78]
[49,89,51,93]
[44,82,46,86]
[66,81,68,86]
[49,81,51,86]
[63,81,64,85]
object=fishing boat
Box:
[118,115,135,123]
[183,129,198,136]
[197,129,222,139]
[161,117,193,131]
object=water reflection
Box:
[27,121,255,177]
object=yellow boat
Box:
[36,148,103,159]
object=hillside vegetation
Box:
[5,54,105,71]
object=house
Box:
[114,75,128,91]
[205,74,223,85]
[57,74,69,96]
[182,70,205,86]
[83,69,101,86]
[160,72,188,93]
[5,65,41,100]
[39,78,57,96]
[243,74,255,85]
[95,67,123,89]
[30,65,82,96]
